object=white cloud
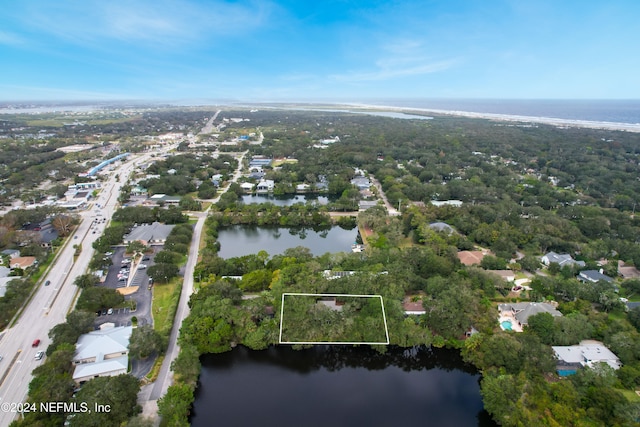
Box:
[0,30,26,46]
[330,36,460,82]
[0,84,132,101]
[21,0,273,47]
[330,59,458,82]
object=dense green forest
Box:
[157,109,640,427]
[5,107,640,426]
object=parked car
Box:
[138,264,147,269]
[107,308,113,315]
[105,251,113,256]
[32,339,40,347]
[35,351,44,360]
[142,256,150,261]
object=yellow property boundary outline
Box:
[279,292,390,345]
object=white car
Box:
[35,351,44,361]
[138,264,147,269]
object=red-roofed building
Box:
[457,250,488,266]
[10,256,37,270]
[403,296,426,315]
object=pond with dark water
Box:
[191,345,495,427]
[217,225,358,258]
[240,194,335,206]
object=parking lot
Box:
[95,246,158,330]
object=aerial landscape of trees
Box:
[4,107,640,426]
[162,108,640,426]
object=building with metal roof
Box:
[72,325,132,384]
[123,222,175,245]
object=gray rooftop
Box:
[429,222,455,234]
[124,222,175,243]
[627,302,640,310]
[73,355,128,380]
[553,341,621,370]
[499,302,563,325]
[74,325,132,362]
[578,270,614,283]
[542,252,586,267]
[0,277,20,297]
[0,266,10,278]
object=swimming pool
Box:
[500,320,513,331]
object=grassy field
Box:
[151,278,182,337]
[21,113,140,127]
[147,276,183,381]
[145,355,165,382]
[618,389,640,403]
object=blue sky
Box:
[1,0,639,101]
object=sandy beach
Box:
[345,103,640,133]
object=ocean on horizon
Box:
[362,99,640,125]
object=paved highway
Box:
[0,150,160,426]
[0,138,217,425]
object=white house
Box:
[72,325,132,384]
[240,182,255,193]
[322,270,356,280]
[553,340,622,373]
[296,183,311,193]
[431,200,463,207]
[256,179,275,193]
